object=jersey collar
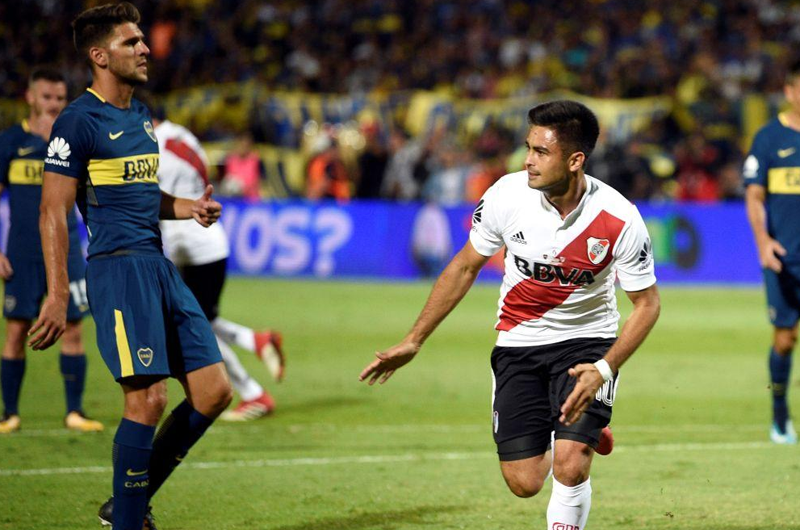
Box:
[539,174,597,227]
[21,119,30,133]
[86,88,107,103]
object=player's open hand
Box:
[760,238,786,273]
[28,297,67,351]
[192,185,222,227]
[559,363,605,426]
[0,253,13,279]
[359,341,420,385]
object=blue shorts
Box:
[3,253,88,322]
[764,263,800,328]
[86,253,222,382]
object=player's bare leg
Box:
[61,321,103,431]
[499,440,595,529]
[0,319,30,433]
[548,439,595,530]
[144,362,232,503]
[770,325,798,443]
[499,451,553,498]
[100,378,167,529]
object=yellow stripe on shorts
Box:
[114,310,134,377]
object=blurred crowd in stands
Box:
[3,0,799,203]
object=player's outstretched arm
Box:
[160,184,222,227]
[745,184,785,273]
[359,241,490,385]
[560,284,660,426]
[29,172,77,350]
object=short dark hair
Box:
[527,100,600,161]
[787,58,800,84]
[72,2,141,56]
[29,67,66,86]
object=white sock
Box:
[216,335,263,401]
[212,317,256,352]
[547,477,592,530]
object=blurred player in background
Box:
[0,67,103,434]
[150,105,286,421]
[361,101,660,530]
[30,4,232,528]
[744,58,800,445]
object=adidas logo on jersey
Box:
[473,200,484,224]
[45,137,71,167]
[637,238,653,270]
[510,231,526,245]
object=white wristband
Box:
[594,359,614,382]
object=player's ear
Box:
[89,46,108,69]
[568,151,585,172]
[24,87,35,107]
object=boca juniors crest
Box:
[586,237,610,265]
[137,347,154,367]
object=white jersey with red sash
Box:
[470,171,656,347]
[156,120,229,266]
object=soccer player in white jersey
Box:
[360,100,660,530]
[152,112,286,421]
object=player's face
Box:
[524,126,579,193]
[105,22,150,85]
[26,80,67,121]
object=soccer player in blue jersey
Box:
[0,68,103,434]
[29,4,232,529]
[744,58,800,445]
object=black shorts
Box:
[179,259,227,321]
[491,337,618,461]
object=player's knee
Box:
[3,320,30,359]
[60,323,84,352]
[553,452,592,486]
[500,462,547,498]
[552,440,593,486]
[217,380,234,411]
[774,329,798,355]
[505,475,545,498]
[205,379,233,417]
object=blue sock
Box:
[112,418,155,530]
[769,348,792,432]
[60,354,86,415]
[1,359,25,416]
[147,400,213,499]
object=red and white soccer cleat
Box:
[220,392,275,422]
[254,330,285,382]
[595,426,614,456]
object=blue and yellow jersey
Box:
[0,120,80,261]
[744,113,800,262]
[44,89,161,258]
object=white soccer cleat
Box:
[770,420,798,445]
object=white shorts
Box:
[160,219,230,267]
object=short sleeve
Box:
[613,205,657,292]
[743,129,769,187]
[44,109,96,179]
[469,183,505,257]
[0,131,12,186]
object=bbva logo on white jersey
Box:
[47,137,71,160]
[586,237,610,265]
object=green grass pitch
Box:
[1,279,798,529]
